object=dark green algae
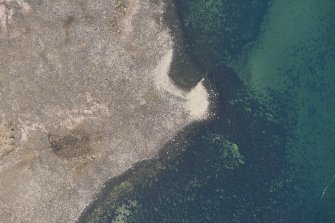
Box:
[167,0,271,90]
[174,0,271,73]
[80,68,297,223]
[79,0,335,222]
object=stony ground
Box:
[0,0,209,222]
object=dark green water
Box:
[80,0,335,222]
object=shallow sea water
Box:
[80,0,335,222]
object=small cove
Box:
[79,0,335,222]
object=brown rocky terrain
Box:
[0,0,209,222]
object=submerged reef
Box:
[80,68,296,223]
[175,0,271,72]
[81,0,335,222]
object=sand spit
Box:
[154,49,209,120]
[0,0,210,222]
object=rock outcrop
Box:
[0,0,209,222]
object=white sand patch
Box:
[185,80,209,120]
[0,0,31,34]
[0,4,6,31]
[122,0,140,37]
[6,0,31,12]
[154,48,209,120]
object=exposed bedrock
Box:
[0,0,210,222]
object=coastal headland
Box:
[0,0,210,222]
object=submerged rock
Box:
[175,0,271,72]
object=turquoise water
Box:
[80,0,335,222]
